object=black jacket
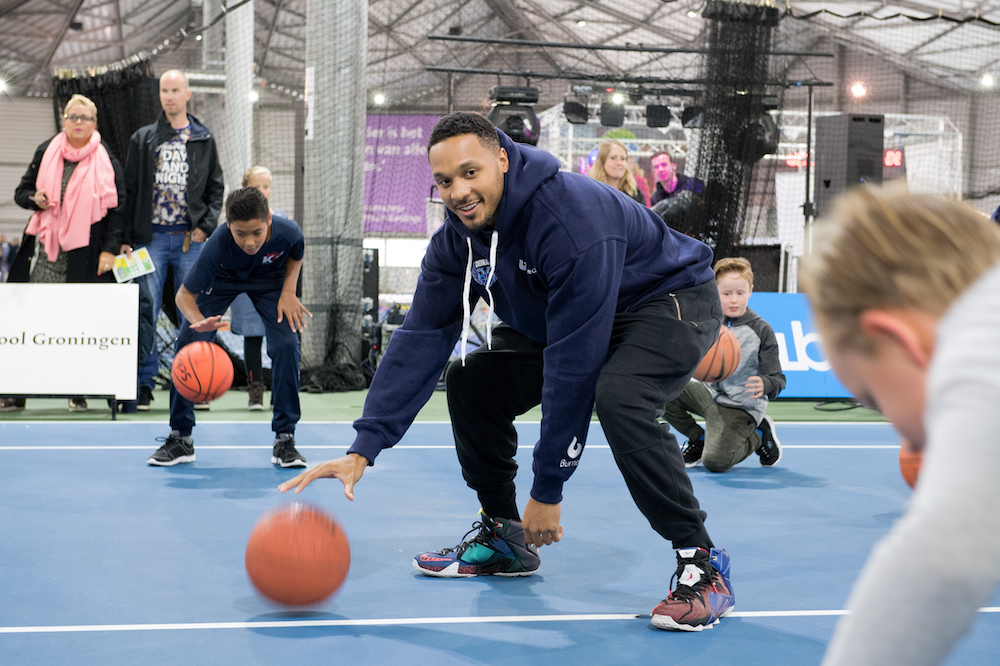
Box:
[10,136,126,283]
[121,112,224,246]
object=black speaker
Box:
[646,104,672,128]
[814,114,884,217]
[362,247,379,315]
[600,102,624,127]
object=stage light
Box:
[687,10,698,17]
[563,100,589,124]
[611,93,624,104]
[487,104,540,145]
[0,79,7,93]
[599,102,624,127]
[681,106,704,129]
[646,104,672,128]
[248,91,259,102]
[373,93,386,105]
[851,82,866,97]
[981,73,994,88]
[577,20,586,26]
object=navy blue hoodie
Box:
[348,129,714,504]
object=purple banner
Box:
[364,115,440,234]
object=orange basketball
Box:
[694,327,741,382]
[899,443,923,489]
[171,341,234,403]
[245,503,351,606]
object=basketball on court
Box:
[171,341,234,403]
[245,503,351,606]
[694,327,741,382]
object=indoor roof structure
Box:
[1,0,998,110]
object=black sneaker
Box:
[682,436,705,468]
[137,386,153,412]
[755,415,782,467]
[413,513,540,578]
[248,382,265,411]
[272,432,306,468]
[147,431,195,466]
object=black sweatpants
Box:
[446,279,722,550]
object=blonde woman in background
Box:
[588,140,645,206]
[4,93,125,413]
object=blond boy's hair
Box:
[800,184,1000,354]
[242,165,272,188]
[714,257,753,286]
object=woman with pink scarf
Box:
[3,94,126,413]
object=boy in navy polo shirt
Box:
[147,187,311,468]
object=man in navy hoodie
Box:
[281,112,734,631]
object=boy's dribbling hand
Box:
[277,293,313,333]
[279,453,369,500]
[190,315,228,333]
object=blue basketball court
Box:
[1,420,997,664]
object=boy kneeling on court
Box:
[147,187,311,468]
[662,257,786,472]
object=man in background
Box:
[650,151,703,206]
[121,69,225,411]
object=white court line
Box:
[3,608,999,634]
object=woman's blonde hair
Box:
[63,94,97,121]
[799,184,1000,354]
[588,140,638,197]
[242,165,272,187]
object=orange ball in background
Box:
[694,327,741,382]
[245,503,351,606]
[171,341,234,403]
[899,443,923,489]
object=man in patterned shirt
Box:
[122,69,225,411]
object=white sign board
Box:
[0,284,138,399]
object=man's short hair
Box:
[714,257,754,286]
[651,151,673,163]
[428,112,501,152]
[226,187,270,224]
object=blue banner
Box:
[748,293,853,400]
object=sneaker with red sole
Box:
[413,513,540,578]
[651,547,734,631]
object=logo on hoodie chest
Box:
[472,259,498,287]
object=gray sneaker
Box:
[271,432,306,468]
[248,382,265,411]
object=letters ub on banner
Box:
[0,284,138,399]
[364,115,440,235]
[749,293,852,400]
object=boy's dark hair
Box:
[650,150,673,163]
[427,112,500,152]
[226,187,270,224]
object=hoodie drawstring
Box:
[460,231,499,366]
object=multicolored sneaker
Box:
[651,547,735,631]
[413,513,540,578]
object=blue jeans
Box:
[138,232,205,390]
